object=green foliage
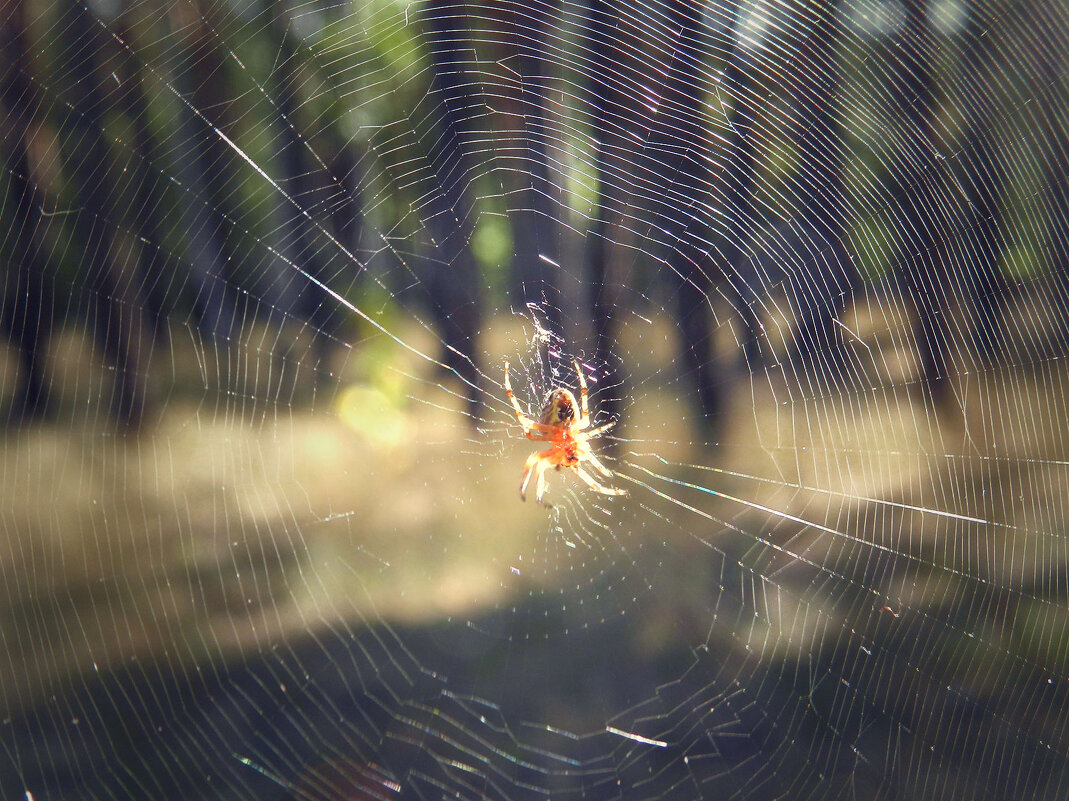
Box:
[850,212,898,282]
[471,214,513,296]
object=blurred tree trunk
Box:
[585,0,647,429]
[61,1,153,430]
[0,0,53,420]
[1038,7,1069,344]
[266,1,347,370]
[418,0,484,418]
[292,9,366,351]
[959,7,1008,367]
[643,0,725,433]
[651,0,771,435]
[786,0,857,384]
[887,0,952,405]
[495,0,563,332]
[115,17,174,344]
[713,20,765,375]
[169,2,238,343]
[321,114,364,298]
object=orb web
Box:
[0,0,1067,799]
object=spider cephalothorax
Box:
[504,360,626,504]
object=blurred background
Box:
[1,0,1069,798]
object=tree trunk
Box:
[417,0,484,419]
[585,0,648,431]
[888,0,951,404]
[115,18,174,344]
[0,1,53,420]
[644,0,725,432]
[786,0,857,385]
[62,1,153,429]
[170,1,241,344]
[496,0,564,332]
[266,1,345,372]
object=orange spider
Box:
[504,359,627,504]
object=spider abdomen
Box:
[538,389,578,427]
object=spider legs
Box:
[573,360,590,429]
[585,451,614,479]
[575,466,628,496]
[524,456,625,501]
[572,362,619,439]
[504,360,532,430]
[583,419,616,439]
[520,451,552,503]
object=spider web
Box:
[1,0,1068,799]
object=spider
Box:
[504,359,627,504]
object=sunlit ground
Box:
[1,295,1067,734]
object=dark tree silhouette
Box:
[319,111,365,302]
[1035,4,1069,347]
[784,0,857,384]
[61,0,154,429]
[586,0,785,436]
[886,0,952,404]
[416,0,484,418]
[585,0,649,428]
[629,0,770,433]
[115,16,177,344]
[169,2,239,343]
[712,7,766,375]
[641,0,731,432]
[959,7,1009,367]
[492,0,564,332]
[0,0,53,420]
[265,1,348,369]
